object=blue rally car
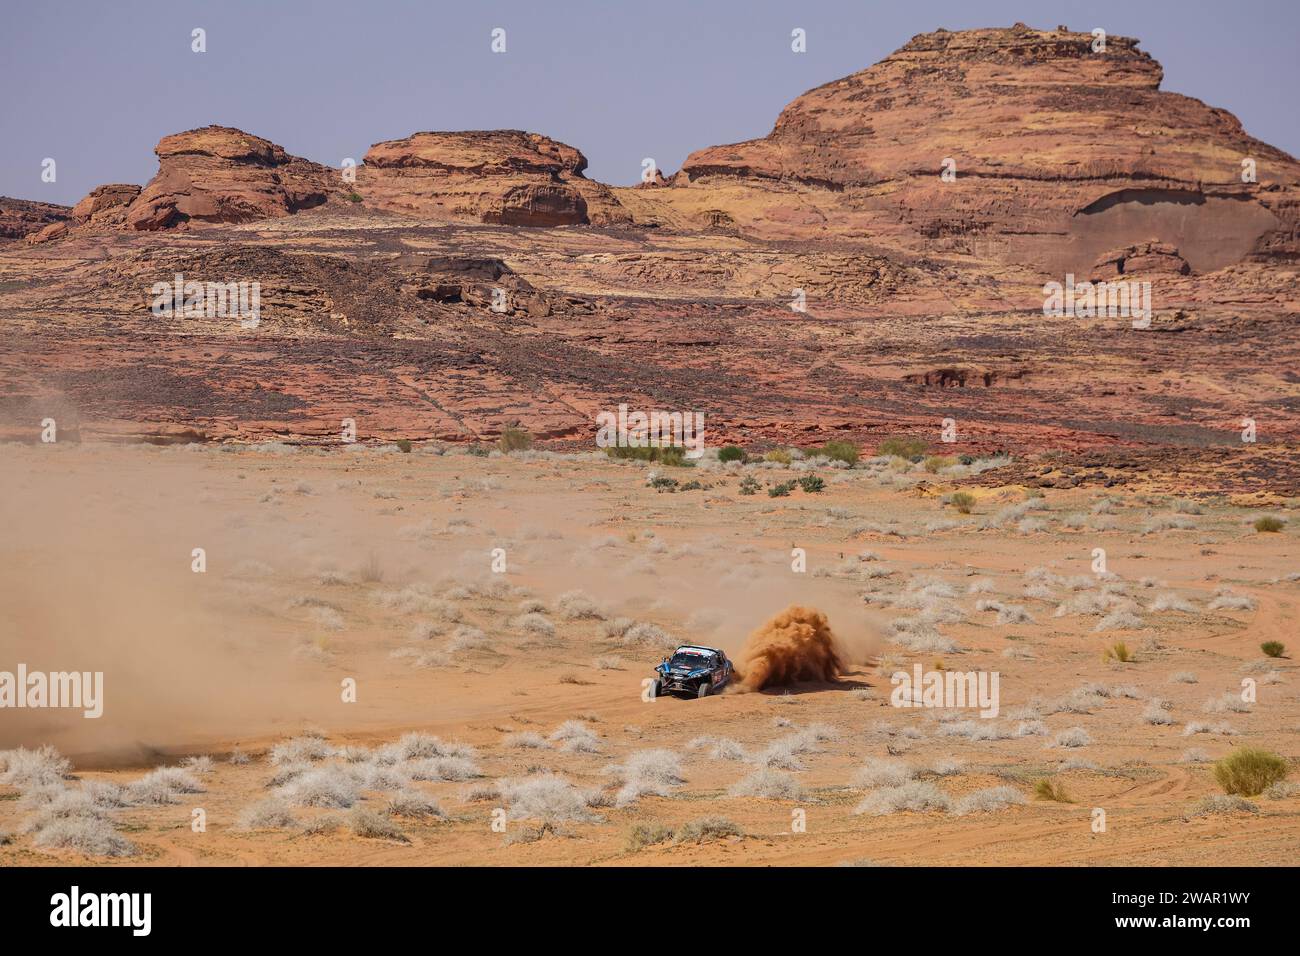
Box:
[652,645,733,698]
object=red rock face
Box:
[0,197,69,242]
[670,25,1300,275]
[70,184,142,225]
[358,130,628,226]
[123,126,338,231]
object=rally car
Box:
[651,645,733,698]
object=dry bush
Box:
[852,758,914,788]
[349,807,410,842]
[548,720,601,753]
[954,786,1027,815]
[280,766,361,808]
[854,781,951,816]
[387,788,445,819]
[1034,778,1074,802]
[32,816,135,857]
[1185,795,1259,818]
[0,745,71,791]
[497,773,602,823]
[728,768,804,799]
[237,796,298,830]
[673,817,744,844]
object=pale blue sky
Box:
[3,0,1297,205]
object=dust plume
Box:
[735,605,846,691]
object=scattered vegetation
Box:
[1261,641,1286,658]
[498,426,532,453]
[1254,515,1285,533]
[949,491,976,514]
[1102,641,1132,663]
[1033,778,1074,803]
[1212,748,1289,797]
[815,440,861,465]
[877,437,927,460]
[717,445,746,463]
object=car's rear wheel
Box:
[696,681,711,699]
[651,679,663,699]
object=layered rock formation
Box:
[124,126,338,230]
[0,197,69,242]
[357,130,628,226]
[661,24,1300,275]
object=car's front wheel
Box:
[651,679,663,699]
[696,681,711,699]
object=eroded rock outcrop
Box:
[0,197,69,242]
[357,130,628,226]
[662,24,1300,273]
[124,126,338,231]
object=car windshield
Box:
[670,652,713,668]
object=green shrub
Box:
[798,475,825,494]
[498,426,532,453]
[816,440,860,465]
[605,445,693,467]
[718,445,747,463]
[1033,778,1073,803]
[395,439,412,454]
[466,444,490,457]
[680,480,705,491]
[1261,641,1286,658]
[768,481,795,498]
[923,455,956,474]
[738,475,760,496]
[648,476,678,492]
[878,437,928,459]
[949,491,976,514]
[1213,747,1289,796]
[1102,641,1131,663]
[1255,516,1285,532]
[345,192,363,203]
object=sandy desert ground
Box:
[1,440,1296,866]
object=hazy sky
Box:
[3,0,1297,205]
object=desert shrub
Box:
[923,455,956,474]
[126,767,205,805]
[498,426,532,453]
[648,475,678,492]
[852,758,914,789]
[1051,727,1092,749]
[626,821,674,851]
[815,440,860,465]
[395,439,412,454]
[673,817,743,844]
[554,590,604,621]
[357,553,384,583]
[238,797,298,830]
[405,756,481,782]
[548,720,601,753]
[764,449,793,465]
[1102,641,1132,663]
[270,735,336,766]
[718,445,746,463]
[281,766,360,808]
[1254,515,1285,532]
[1186,795,1259,818]
[738,475,761,495]
[1143,700,1175,725]
[1212,748,1289,796]
[1208,589,1256,611]
[877,437,926,460]
[32,816,135,857]
[767,480,795,498]
[798,474,825,493]
[727,768,803,799]
[515,612,556,641]
[607,750,684,805]
[1033,778,1074,802]
[498,773,601,823]
[954,786,1027,815]
[387,788,445,819]
[949,491,976,514]
[854,780,951,816]
[605,445,693,467]
[1261,641,1286,658]
[0,745,71,790]
[349,807,409,842]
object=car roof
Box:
[673,645,721,655]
